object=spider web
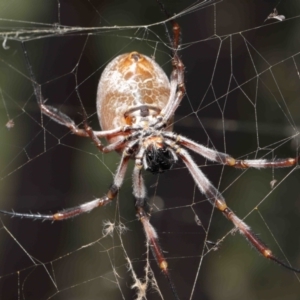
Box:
[1,0,300,299]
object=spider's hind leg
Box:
[0,142,136,221]
[132,150,180,300]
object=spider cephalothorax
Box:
[144,142,176,173]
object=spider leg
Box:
[159,52,185,124]
[84,117,141,153]
[40,103,89,137]
[155,1,225,128]
[166,141,300,273]
[41,103,138,139]
[22,43,139,142]
[132,148,180,300]
[163,132,300,169]
[0,142,137,221]
[154,2,185,128]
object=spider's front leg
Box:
[164,132,300,169]
[167,141,300,273]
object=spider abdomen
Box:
[97,52,171,143]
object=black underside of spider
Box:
[145,145,175,173]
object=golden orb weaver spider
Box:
[1,1,300,299]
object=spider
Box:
[1,1,300,299]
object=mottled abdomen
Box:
[97,52,171,142]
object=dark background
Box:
[1,0,300,299]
